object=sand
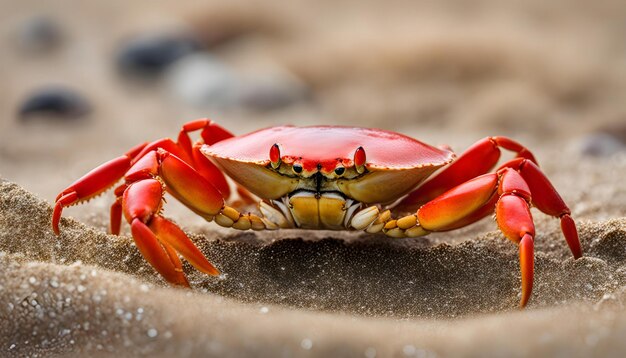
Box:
[1,179,626,357]
[1,0,626,357]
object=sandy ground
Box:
[1,0,626,357]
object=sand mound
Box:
[1,180,625,357]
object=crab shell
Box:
[201,126,455,204]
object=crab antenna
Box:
[270,143,281,169]
[354,146,366,174]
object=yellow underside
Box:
[289,192,347,230]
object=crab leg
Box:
[122,149,269,284]
[503,158,582,259]
[51,119,242,285]
[109,184,126,235]
[172,118,258,202]
[156,149,224,219]
[397,136,538,210]
[355,169,536,306]
[153,149,265,230]
[53,119,237,234]
[52,147,141,234]
[412,168,536,307]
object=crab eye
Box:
[292,164,303,174]
[269,143,281,169]
[334,166,345,176]
[354,146,366,174]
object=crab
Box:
[52,119,582,308]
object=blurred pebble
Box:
[166,53,307,111]
[116,33,202,78]
[236,76,308,111]
[18,87,91,121]
[16,16,63,53]
[165,53,242,109]
[578,133,626,157]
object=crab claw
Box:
[130,219,190,287]
[496,193,536,308]
[416,169,539,308]
[149,216,219,276]
[519,233,534,308]
[123,178,219,285]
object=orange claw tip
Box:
[52,203,62,235]
[561,214,582,259]
[130,219,190,287]
[519,233,534,308]
[149,216,220,276]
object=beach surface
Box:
[1,0,626,356]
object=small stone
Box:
[166,53,241,109]
[365,347,377,358]
[18,87,91,121]
[578,133,626,157]
[236,76,308,111]
[147,328,158,338]
[16,16,63,53]
[300,338,313,350]
[403,345,416,356]
[116,33,202,79]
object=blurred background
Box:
[0,0,625,211]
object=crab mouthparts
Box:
[314,170,323,194]
[288,165,344,199]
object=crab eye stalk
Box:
[334,166,345,176]
[269,143,281,169]
[354,146,366,174]
[292,164,303,174]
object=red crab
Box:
[52,119,582,308]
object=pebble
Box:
[300,338,313,350]
[578,133,626,157]
[236,76,308,111]
[166,53,307,111]
[364,347,377,358]
[16,16,63,53]
[116,33,202,79]
[165,53,241,109]
[18,87,91,121]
